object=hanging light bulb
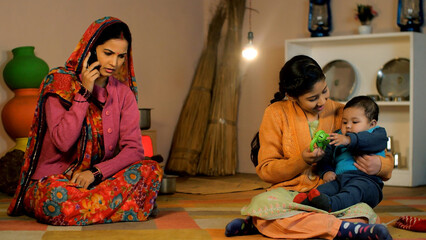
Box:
[242,31,258,60]
[242,0,258,60]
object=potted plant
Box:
[355,4,378,34]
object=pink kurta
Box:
[32,76,144,180]
[23,76,162,225]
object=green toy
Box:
[310,130,330,152]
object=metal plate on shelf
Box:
[323,59,357,101]
[376,58,410,99]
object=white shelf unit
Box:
[285,32,426,187]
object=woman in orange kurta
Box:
[226,55,393,240]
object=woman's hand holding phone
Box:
[81,52,100,92]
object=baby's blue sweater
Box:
[332,126,386,175]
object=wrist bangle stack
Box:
[89,167,103,186]
[78,86,92,100]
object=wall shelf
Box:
[286,32,426,187]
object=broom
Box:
[165,1,227,175]
[198,0,246,176]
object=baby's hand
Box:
[323,171,336,183]
[328,133,350,146]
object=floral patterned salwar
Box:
[23,160,162,225]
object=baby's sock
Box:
[395,216,426,232]
[307,188,331,212]
[336,221,392,240]
[225,216,258,237]
[293,189,331,212]
[293,192,310,205]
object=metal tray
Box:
[376,58,410,99]
[323,59,357,101]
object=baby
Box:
[294,95,388,212]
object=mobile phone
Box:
[87,50,100,70]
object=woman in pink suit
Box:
[8,16,163,225]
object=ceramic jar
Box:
[1,88,39,139]
[2,46,48,140]
[3,46,49,89]
[358,25,372,34]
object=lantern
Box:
[397,0,424,32]
[308,0,332,37]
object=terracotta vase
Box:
[3,46,49,89]
[2,46,48,142]
[1,88,39,139]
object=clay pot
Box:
[3,46,49,89]
[1,88,39,139]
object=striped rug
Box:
[1,174,425,240]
